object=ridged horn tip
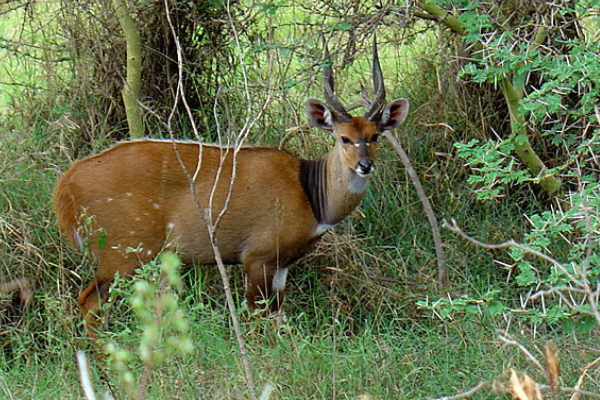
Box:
[364,34,386,122]
[321,35,352,123]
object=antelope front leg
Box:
[244,262,288,314]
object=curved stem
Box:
[384,131,448,285]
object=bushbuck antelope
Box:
[54,37,409,339]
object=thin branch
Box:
[444,217,600,326]
[162,1,263,398]
[383,131,447,285]
[498,334,546,375]
[443,218,582,286]
[577,191,600,326]
[430,334,600,400]
[544,385,600,399]
[208,0,273,235]
[429,381,490,400]
[571,355,600,400]
[493,383,600,399]
[76,351,98,400]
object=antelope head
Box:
[306,36,410,177]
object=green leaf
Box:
[576,316,597,334]
[514,134,529,146]
[487,300,505,316]
[98,228,107,250]
[332,22,354,31]
[510,247,524,261]
[515,261,536,286]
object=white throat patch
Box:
[348,173,369,194]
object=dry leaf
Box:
[544,341,560,388]
[510,370,543,400]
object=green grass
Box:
[1,131,599,399]
[2,294,598,400]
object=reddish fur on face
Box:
[337,117,380,142]
[335,117,379,168]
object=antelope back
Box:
[54,141,322,267]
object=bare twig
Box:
[571,355,600,400]
[494,382,600,399]
[383,131,447,285]
[443,218,600,326]
[431,334,600,400]
[543,384,600,399]
[430,375,600,400]
[77,351,98,400]
[207,0,272,235]
[429,381,490,400]
[498,334,545,374]
[443,218,582,286]
[162,0,276,398]
[576,186,600,326]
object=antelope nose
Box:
[357,159,373,176]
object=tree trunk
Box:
[415,1,563,197]
[112,0,144,139]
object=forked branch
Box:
[429,334,600,400]
[443,218,600,327]
[162,0,268,398]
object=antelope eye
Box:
[371,134,379,143]
[341,136,351,145]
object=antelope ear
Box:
[306,98,334,132]
[380,98,409,132]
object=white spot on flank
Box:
[146,249,153,256]
[72,226,84,250]
[106,197,113,202]
[153,203,160,209]
[134,217,141,221]
[272,268,289,292]
[167,222,175,230]
[126,192,133,197]
[129,231,136,235]
[314,224,333,237]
